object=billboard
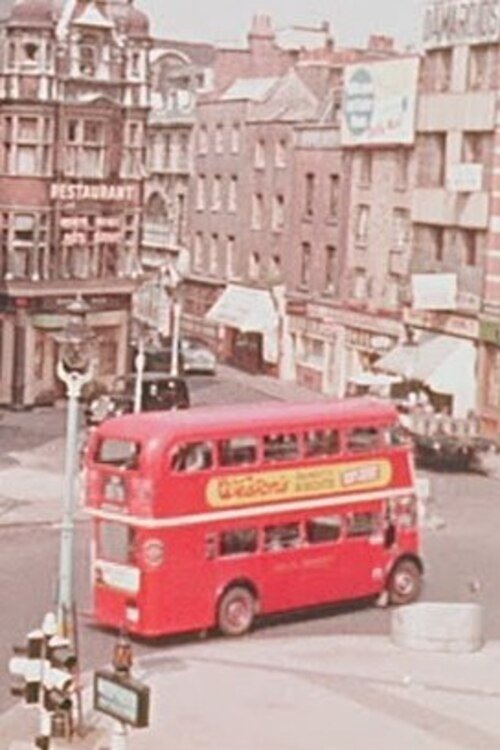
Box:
[423,0,500,49]
[341,57,419,147]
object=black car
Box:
[84,373,190,426]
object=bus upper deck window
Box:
[172,441,213,472]
[219,436,258,467]
[346,427,380,452]
[263,433,299,462]
[304,428,340,457]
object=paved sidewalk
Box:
[4,634,500,749]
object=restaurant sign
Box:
[423,0,500,49]
[50,182,138,203]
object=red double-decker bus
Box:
[84,398,424,637]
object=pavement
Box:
[2,366,500,749]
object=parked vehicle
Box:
[181,337,217,375]
[84,373,190,426]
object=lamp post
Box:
[55,296,96,639]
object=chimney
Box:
[248,13,275,54]
[367,34,394,52]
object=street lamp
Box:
[55,296,96,639]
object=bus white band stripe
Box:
[86,486,416,529]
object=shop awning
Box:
[375,333,476,417]
[205,285,278,334]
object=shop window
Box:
[219,436,258,466]
[219,528,258,556]
[263,433,299,462]
[346,427,380,452]
[306,515,342,544]
[346,511,379,538]
[304,428,340,458]
[264,522,301,551]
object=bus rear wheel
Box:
[218,586,256,637]
[388,559,422,605]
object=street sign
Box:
[94,669,150,728]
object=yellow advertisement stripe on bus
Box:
[206,459,393,508]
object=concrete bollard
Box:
[391,602,484,653]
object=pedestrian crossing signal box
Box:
[94,669,150,728]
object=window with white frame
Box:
[226,235,236,278]
[1,115,52,176]
[324,245,337,294]
[392,208,410,251]
[329,174,339,220]
[254,138,265,169]
[5,212,49,281]
[355,204,370,245]
[272,194,285,231]
[193,232,204,270]
[275,138,286,167]
[122,121,143,178]
[214,124,224,154]
[209,233,218,274]
[230,123,240,153]
[300,242,311,288]
[251,193,263,229]
[211,175,222,211]
[64,118,106,178]
[249,251,260,280]
[198,125,208,154]
[228,175,238,212]
[196,174,206,211]
[353,270,368,300]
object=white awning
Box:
[376,333,476,417]
[205,285,278,334]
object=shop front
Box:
[205,284,279,375]
[478,317,500,436]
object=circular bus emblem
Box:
[142,539,165,568]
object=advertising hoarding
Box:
[341,57,419,147]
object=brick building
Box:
[0,0,151,406]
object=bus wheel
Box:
[218,586,256,637]
[388,559,422,606]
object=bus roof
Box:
[96,397,399,443]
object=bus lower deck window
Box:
[306,515,342,544]
[264,523,301,551]
[346,511,379,538]
[219,529,258,556]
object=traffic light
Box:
[44,635,77,740]
[9,629,46,704]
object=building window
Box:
[463,230,477,266]
[254,138,265,169]
[359,151,372,186]
[300,242,311,288]
[226,235,236,278]
[272,194,285,231]
[122,121,143,178]
[196,174,206,211]
[425,48,452,92]
[275,138,286,168]
[251,193,263,230]
[211,175,222,211]
[214,124,224,154]
[468,44,496,90]
[394,149,409,190]
[198,125,208,154]
[209,233,218,274]
[79,39,98,76]
[393,208,410,251]
[249,252,260,280]
[433,226,445,262]
[355,205,370,245]
[230,123,240,153]
[5,212,49,281]
[386,274,400,309]
[64,118,106,178]
[193,232,203,270]
[324,245,337,294]
[305,173,315,216]
[353,270,368,300]
[416,134,446,188]
[228,175,238,212]
[1,115,52,176]
[329,174,339,220]
[178,133,189,170]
